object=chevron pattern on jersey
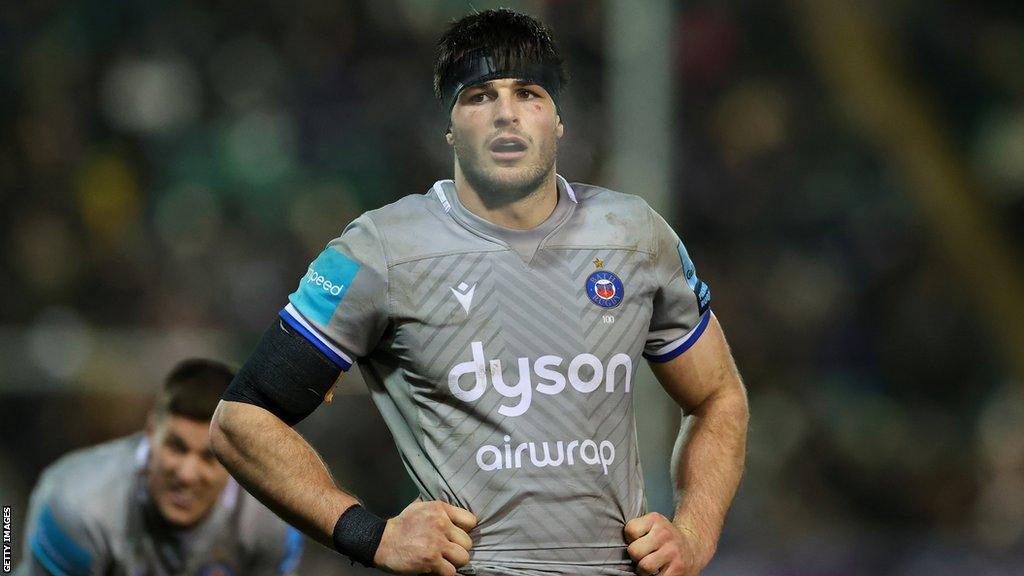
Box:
[322,181,711,575]
[381,244,649,567]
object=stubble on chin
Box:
[453,136,556,206]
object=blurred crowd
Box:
[1,1,1023,574]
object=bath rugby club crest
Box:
[586,258,624,308]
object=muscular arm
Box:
[211,318,476,575]
[209,399,357,548]
[213,396,476,576]
[651,313,749,561]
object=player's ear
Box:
[445,127,454,146]
[556,116,564,139]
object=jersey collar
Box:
[430,174,577,261]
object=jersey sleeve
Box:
[21,482,104,576]
[643,207,713,363]
[279,214,389,371]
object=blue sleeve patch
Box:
[31,505,93,576]
[676,241,699,290]
[288,249,361,326]
[278,527,304,574]
[677,240,712,314]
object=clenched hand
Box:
[374,500,477,575]
[624,512,710,576]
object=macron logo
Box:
[451,282,476,314]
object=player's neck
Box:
[452,168,559,231]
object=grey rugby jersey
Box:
[17,433,303,576]
[281,176,712,575]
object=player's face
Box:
[448,77,564,198]
[145,414,230,528]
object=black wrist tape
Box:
[332,505,387,567]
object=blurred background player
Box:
[211,8,747,576]
[16,359,304,576]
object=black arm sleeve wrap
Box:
[332,505,387,567]
[222,319,343,426]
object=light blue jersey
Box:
[283,176,711,575]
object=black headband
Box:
[440,50,562,113]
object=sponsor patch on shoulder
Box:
[288,249,360,325]
[694,279,712,315]
[677,241,699,290]
[677,240,711,314]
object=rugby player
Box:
[211,8,748,576]
[18,359,304,576]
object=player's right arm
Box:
[210,343,476,576]
[210,399,353,549]
[210,215,475,575]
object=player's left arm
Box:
[625,312,749,576]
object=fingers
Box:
[431,557,459,576]
[440,501,478,532]
[636,548,670,576]
[623,512,658,543]
[626,532,659,563]
[626,514,703,576]
[447,524,473,551]
[442,541,471,567]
